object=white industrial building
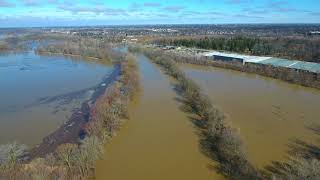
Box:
[202,51,320,73]
[203,51,271,64]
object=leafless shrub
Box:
[132,46,262,179]
[0,142,27,173]
[55,143,78,170]
[2,47,139,180]
[73,136,104,178]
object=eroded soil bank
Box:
[28,64,121,159]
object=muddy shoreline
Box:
[27,63,121,160]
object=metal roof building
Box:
[204,51,271,64]
[203,51,320,73]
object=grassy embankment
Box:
[0,48,139,179]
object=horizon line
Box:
[1,22,320,29]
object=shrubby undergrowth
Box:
[0,42,11,52]
[131,45,320,180]
[36,37,122,63]
[0,53,139,179]
[0,142,28,179]
[0,38,29,53]
[132,45,320,89]
[130,46,262,179]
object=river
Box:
[0,51,113,146]
[95,54,221,179]
[180,63,320,168]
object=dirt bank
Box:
[28,64,121,160]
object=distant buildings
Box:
[50,29,70,34]
[204,51,270,64]
[203,51,320,74]
[308,31,320,36]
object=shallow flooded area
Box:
[95,55,221,180]
[180,63,320,168]
[0,51,113,146]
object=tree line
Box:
[0,46,139,179]
[153,36,320,63]
[129,45,320,179]
[0,37,29,53]
[141,45,320,89]
[36,37,121,63]
[130,46,262,179]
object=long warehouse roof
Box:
[203,51,320,73]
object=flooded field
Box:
[95,55,221,180]
[180,63,320,168]
[0,51,113,146]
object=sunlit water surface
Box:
[95,54,222,180]
[0,51,113,146]
[180,63,320,168]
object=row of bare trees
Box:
[136,45,320,89]
[130,45,320,179]
[0,42,11,52]
[0,38,29,53]
[131,46,262,179]
[0,52,139,179]
[36,37,122,63]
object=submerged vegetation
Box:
[0,42,11,52]
[36,37,121,62]
[130,46,320,180]
[132,45,320,89]
[0,48,139,179]
[0,38,29,53]
[0,32,75,54]
[130,46,262,179]
[263,125,320,180]
[1,30,319,179]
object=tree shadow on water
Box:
[263,124,320,179]
[172,83,260,180]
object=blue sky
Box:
[0,0,319,27]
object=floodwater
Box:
[0,51,113,146]
[180,63,320,168]
[95,55,221,179]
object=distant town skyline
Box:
[0,0,320,27]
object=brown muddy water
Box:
[0,51,113,146]
[95,55,222,180]
[179,63,320,168]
